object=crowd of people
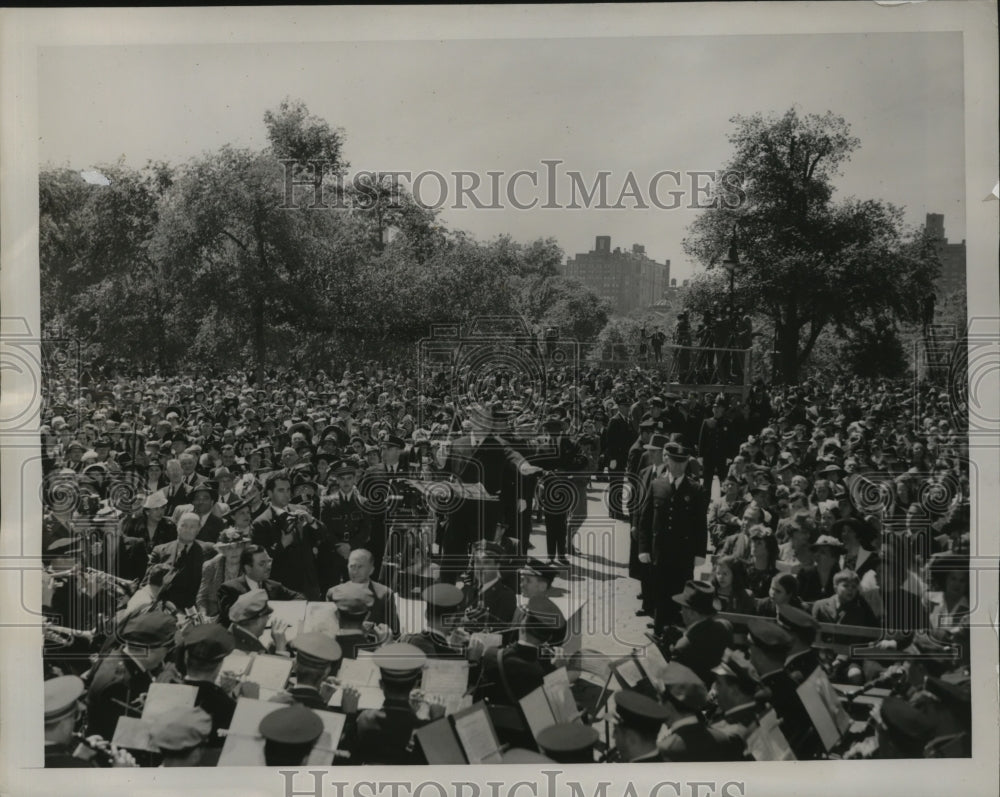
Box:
[38,355,973,766]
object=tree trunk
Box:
[776,323,800,384]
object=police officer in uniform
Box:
[709,650,762,745]
[260,705,326,766]
[319,459,372,589]
[536,723,599,764]
[637,440,709,636]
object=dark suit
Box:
[217,574,305,627]
[359,579,400,635]
[811,594,879,628]
[462,578,517,634]
[195,512,226,545]
[671,616,734,686]
[146,539,217,610]
[442,434,529,582]
[251,505,322,600]
[637,471,708,631]
[159,483,191,517]
[698,416,735,486]
[604,413,635,520]
[657,718,745,762]
[355,697,427,765]
[529,436,588,560]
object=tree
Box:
[683,108,940,383]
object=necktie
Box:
[176,544,190,568]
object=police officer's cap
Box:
[536,722,598,762]
[121,611,177,647]
[150,706,213,753]
[710,649,760,695]
[291,633,343,666]
[776,603,820,640]
[259,705,324,746]
[229,588,273,624]
[661,662,708,711]
[44,675,85,723]
[501,747,555,763]
[612,689,671,734]
[421,583,464,610]
[924,675,971,721]
[329,581,375,617]
[381,434,406,450]
[330,459,358,476]
[180,623,235,662]
[372,643,427,685]
[746,619,795,656]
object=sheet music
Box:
[452,704,502,764]
[415,718,467,765]
[111,716,154,752]
[245,654,293,696]
[327,685,385,710]
[519,686,557,739]
[615,658,643,688]
[302,602,339,636]
[337,656,381,687]
[469,632,502,652]
[638,643,669,690]
[796,667,850,751]
[217,697,346,766]
[542,666,578,723]
[746,709,796,761]
[266,600,308,644]
[421,659,468,695]
[217,650,253,681]
[140,682,197,720]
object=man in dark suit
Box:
[120,491,177,581]
[656,662,745,762]
[182,481,226,544]
[698,394,736,492]
[217,544,305,626]
[179,451,207,489]
[251,470,323,600]
[326,548,399,635]
[442,404,543,583]
[159,459,191,517]
[811,569,879,630]
[461,541,517,633]
[529,416,589,564]
[669,580,734,686]
[145,512,217,611]
[637,440,709,635]
[604,395,635,521]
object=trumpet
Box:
[44,622,96,646]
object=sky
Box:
[37,32,965,282]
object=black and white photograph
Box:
[1,4,997,797]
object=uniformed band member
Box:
[462,541,517,633]
[227,588,290,655]
[328,581,381,659]
[260,704,325,766]
[85,611,178,740]
[611,689,672,762]
[776,604,822,685]
[355,643,430,764]
[174,623,237,749]
[284,633,343,710]
[656,661,744,762]
[403,583,467,657]
[45,675,97,768]
[536,722,598,763]
[709,650,762,744]
[149,706,213,767]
